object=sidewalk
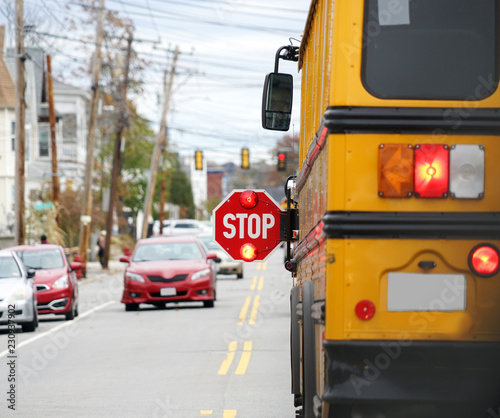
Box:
[84,259,125,280]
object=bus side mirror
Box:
[262,72,293,131]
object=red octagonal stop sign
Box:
[213,189,284,261]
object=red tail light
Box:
[469,244,500,277]
[414,144,449,198]
[240,243,258,262]
[355,300,376,320]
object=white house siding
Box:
[0,107,15,236]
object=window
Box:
[11,121,15,151]
[39,129,49,157]
[362,0,499,100]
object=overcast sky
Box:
[0,0,309,166]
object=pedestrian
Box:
[41,234,49,244]
[98,231,106,268]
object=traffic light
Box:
[277,152,287,172]
[195,150,203,170]
[241,148,250,169]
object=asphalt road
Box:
[0,248,295,418]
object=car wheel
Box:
[125,303,139,311]
[237,270,243,279]
[65,299,76,321]
[203,300,214,308]
[21,315,37,333]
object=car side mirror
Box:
[119,255,130,263]
[27,268,36,279]
[207,253,221,263]
[262,72,293,131]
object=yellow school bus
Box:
[262,1,500,417]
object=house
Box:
[0,27,90,245]
[0,27,16,243]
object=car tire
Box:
[65,299,76,321]
[237,270,243,279]
[21,315,37,333]
[125,303,139,311]
[203,300,214,308]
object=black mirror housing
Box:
[262,73,293,131]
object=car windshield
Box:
[0,256,21,278]
[132,242,204,262]
[17,249,64,270]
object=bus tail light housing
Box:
[449,144,485,199]
[378,144,484,200]
[469,244,500,278]
[414,144,449,198]
[355,300,376,320]
[378,144,414,198]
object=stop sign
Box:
[214,189,284,261]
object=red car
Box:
[10,245,81,320]
[120,236,219,311]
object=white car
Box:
[0,250,38,332]
[198,234,244,279]
[156,219,208,236]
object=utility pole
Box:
[14,0,25,245]
[46,54,60,228]
[102,30,133,269]
[79,0,105,264]
[141,46,179,239]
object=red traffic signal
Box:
[277,152,287,172]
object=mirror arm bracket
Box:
[274,46,299,73]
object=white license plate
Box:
[160,287,177,297]
[388,273,466,312]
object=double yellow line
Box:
[216,264,267,378]
[200,410,237,417]
[238,275,265,326]
[217,341,253,375]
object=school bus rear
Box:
[292,0,500,416]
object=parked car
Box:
[198,234,244,279]
[0,250,38,332]
[120,236,220,311]
[152,219,172,236]
[157,219,208,236]
[10,245,80,321]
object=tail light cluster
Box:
[378,144,484,199]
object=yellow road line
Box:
[261,262,267,271]
[257,276,264,291]
[249,276,257,291]
[223,411,237,418]
[248,295,260,325]
[217,341,238,375]
[200,411,213,415]
[235,341,253,375]
[237,296,251,325]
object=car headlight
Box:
[52,275,69,289]
[125,272,145,283]
[191,268,211,281]
[7,286,28,302]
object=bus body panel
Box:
[290,0,500,415]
